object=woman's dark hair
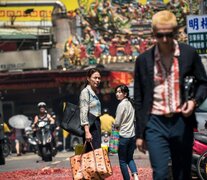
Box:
[115,84,134,107]
[86,68,101,78]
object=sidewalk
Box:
[108,149,150,167]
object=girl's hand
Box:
[136,138,147,154]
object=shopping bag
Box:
[75,144,84,155]
[70,142,113,179]
[60,102,96,137]
[109,128,119,154]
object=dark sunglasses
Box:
[39,105,46,108]
[155,32,174,38]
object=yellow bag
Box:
[70,142,113,179]
[75,144,84,155]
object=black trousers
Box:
[0,140,5,165]
[83,117,101,153]
[145,114,194,180]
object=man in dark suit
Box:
[134,10,207,180]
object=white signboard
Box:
[187,15,207,54]
[0,49,48,71]
[187,15,207,33]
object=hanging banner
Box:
[0,0,95,23]
[110,71,133,88]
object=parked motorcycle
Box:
[33,120,57,162]
[0,140,5,165]
[2,134,11,158]
[192,132,207,179]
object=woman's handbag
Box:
[109,128,119,154]
[70,142,113,180]
[60,102,96,137]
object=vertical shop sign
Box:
[187,15,207,54]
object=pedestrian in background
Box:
[114,84,139,180]
[14,128,25,156]
[100,108,115,135]
[80,68,102,152]
[134,10,207,180]
[32,102,55,128]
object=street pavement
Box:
[0,149,152,180]
[0,151,200,180]
[0,149,151,172]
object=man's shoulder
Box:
[136,46,154,61]
[178,42,196,52]
[141,46,154,56]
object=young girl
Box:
[114,84,139,180]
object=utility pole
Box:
[200,0,204,15]
[199,0,207,15]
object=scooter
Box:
[101,131,110,152]
[34,120,57,162]
[192,132,207,179]
[24,126,38,154]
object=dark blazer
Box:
[134,43,207,138]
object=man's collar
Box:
[155,40,180,61]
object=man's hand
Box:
[136,138,147,154]
[181,100,196,117]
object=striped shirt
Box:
[151,40,182,115]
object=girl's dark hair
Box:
[115,84,129,97]
[115,84,134,107]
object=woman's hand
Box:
[84,124,92,141]
[85,131,92,142]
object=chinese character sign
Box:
[187,15,207,33]
[187,15,207,54]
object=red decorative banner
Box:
[110,71,133,88]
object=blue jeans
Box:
[145,114,194,180]
[118,136,138,180]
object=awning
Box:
[0,34,37,40]
[0,28,37,40]
[0,69,110,90]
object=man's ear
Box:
[152,28,156,38]
[173,27,178,38]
